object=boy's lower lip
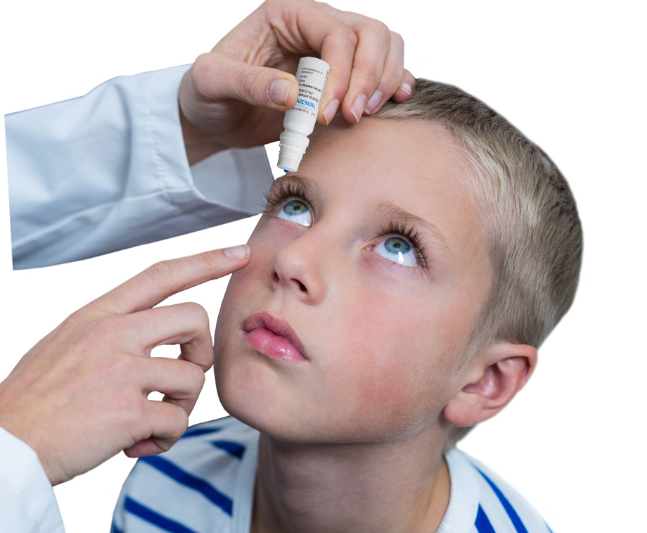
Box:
[241,328,308,363]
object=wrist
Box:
[0,416,56,485]
[179,103,229,166]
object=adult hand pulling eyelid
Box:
[88,245,250,316]
[0,246,250,486]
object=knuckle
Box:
[199,250,223,274]
[152,414,187,453]
[174,358,207,392]
[86,316,121,341]
[190,53,212,97]
[90,350,134,385]
[266,0,289,8]
[169,405,189,438]
[62,310,85,330]
[187,363,206,391]
[368,71,382,89]
[339,27,358,49]
[237,67,263,102]
[390,31,404,47]
[76,319,129,368]
[383,69,402,91]
[144,260,174,286]
[356,67,381,91]
[368,18,390,39]
[109,351,135,376]
[184,301,209,321]
[120,395,147,430]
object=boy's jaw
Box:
[213,117,492,444]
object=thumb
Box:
[192,52,299,110]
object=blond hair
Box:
[373,79,583,444]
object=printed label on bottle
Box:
[290,64,329,118]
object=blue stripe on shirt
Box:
[124,496,198,533]
[180,426,224,439]
[210,440,246,460]
[475,504,496,533]
[472,464,528,533]
[139,455,233,516]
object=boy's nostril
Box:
[297,280,307,292]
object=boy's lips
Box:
[241,312,309,362]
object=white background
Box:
[1,0,645,531]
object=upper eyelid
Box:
[378,234,426,270]
[265,184,314,215]
[386,226,428,269]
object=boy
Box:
[111,78,582,533]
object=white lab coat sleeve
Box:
[6,65,274,270]
[0,428,65,532]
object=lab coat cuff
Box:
[0,427,65,532]
[147,65,274,217]
[145,64,194,199]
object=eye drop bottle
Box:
[277,57,330,173]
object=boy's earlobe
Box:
[443,343,538,428]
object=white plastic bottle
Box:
[277,57,330,172]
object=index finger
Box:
[86,245,250,316]
[288,3,357,125]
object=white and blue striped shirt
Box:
[111,417,552,533]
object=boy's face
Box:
[214,118,491,442]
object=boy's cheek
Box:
[327,309,446,433]
[223,236,277,301]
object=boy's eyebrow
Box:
[373,200,452,255]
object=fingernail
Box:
[364,90,383,115]
[269,79,293,105]
[351,94,367,123]
[224,245,250,260]
[399,83,413,97]
[323,99,340,125]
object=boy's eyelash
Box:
[261,181,309,216]
[379,220,429,270]
[261,181,429,270]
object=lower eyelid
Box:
[367,243,418,268]
[365,248,426,277]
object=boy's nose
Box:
[270,231,328,306]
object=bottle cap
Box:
[278,131,310,172]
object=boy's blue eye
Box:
[277,199,312,227]
[374,237,419,267]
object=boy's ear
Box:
[443,343,538,428]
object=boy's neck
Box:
[250,426,451,533]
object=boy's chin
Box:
[213,348,309,443]
[216,373,412,446]
[216,382,317,444]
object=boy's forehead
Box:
[306,117,473,193]
[299,117,483,260]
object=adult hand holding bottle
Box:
[179,0,415,165]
